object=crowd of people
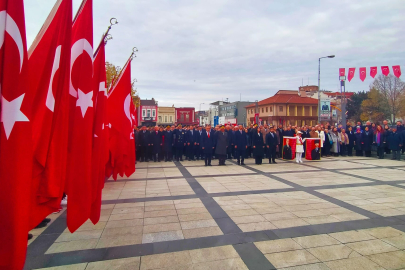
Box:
[134,119,405,166]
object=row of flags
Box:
[0,0,136,269]
[339,65,402,82]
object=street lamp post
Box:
[318,55,335,123]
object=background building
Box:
[218,101,251,126]
[208,101,229,126]
[175,107,198,125]
[195,111,209,126]
[157,106,175,126]
[246,90,318,126]
[138,98,158,126]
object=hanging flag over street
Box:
[359,67,366,82]
[0,0,33,269]
[348,67,355,82]
[393,65,401,78]
[381,66,390,76]
[370,66,377,78]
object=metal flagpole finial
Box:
[104,34,113,43]
[110,18,118,27]
[131,47,138,60]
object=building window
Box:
[270,107,273,112]
[158,116,162,122]
[186,114,189,121]
[169,116,173,122]
[266,107,268,112]
[165,116,168,122]
[279,106,283,112]
[142,109,146,117]
[152,109,156,117]
[147,109,151,117]
[261,108,264,113]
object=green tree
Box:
[360,88,389,123]
[347,90,368,121]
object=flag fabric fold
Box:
[66,0,94,232]
[0,0,33,268]
[24,0,72,229]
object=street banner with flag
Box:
[66,0,94,232]
[359,67,366,82]
[370,66,377,78]
[348,67,355,82]
[107,58,136,180]
[0,0,33,268]
[25,0,72,229]
[90,37,108,224]
[393,65,401,78]
[381,66,390,76]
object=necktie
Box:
[208,133,210,138]
[240,131,242,134]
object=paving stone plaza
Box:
[26,157,405,270]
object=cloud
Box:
[24,0,405,110]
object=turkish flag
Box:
[348,67,356,82]
[107,59,136,180]
[24,0,72,229]
[66,0,94,232]
[339,68,345,77]
[0,0,33,269]
[393,65,401,78]
[90,38,108,224]
[370,66,377,78]
[359,67,366,82]
[381,66,390,76]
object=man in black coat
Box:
[195,126,203,160]
[174,125,186,161]
[201,126,215,166]
[216,126,228,165]
[388,128,403,160]
[186,126,196,161]
[138,126,150,162]
[150,126,162,162]
[226,125,234,159]
[163,126,174,161]
[277,125,284,158]
[266,126,278,164]
[234,125,248,165]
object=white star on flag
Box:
[76,89,93,117]
[1,93,29,139]
[99,81,107,97]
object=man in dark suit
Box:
[163,126,174,161]
[234,125,248,165]
[195,126,203,160]
[138,126,150,162]
[216,126,228,165]
[150,126,162,162]
[201,126,215,166]
[266,126,278,164]
[311,143,321,160]
[226,125,234,159]
[186,126,196,161]
[174,125,186,161]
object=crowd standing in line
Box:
[134,120,405,166]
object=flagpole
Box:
[94,18,118,57]
[109,47,138,93]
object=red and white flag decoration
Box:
[359,67,366,82]
[25,0,72,229]
[393,65,401,78]
[370,66,377,78]
[348,67,356,82]
[107,57,136,180]
[0,0,33,268]
[381,66,390,76]
[90,38,109,224]
[339,68,345,77]
[66,0,94,232]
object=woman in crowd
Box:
[346,126,355,156]
[316,126,325,156]
[330,127,340,157]
[371,123,377,133]
[374,125,385,159]
[252,126,265,164]
[340,129,349,156]
[362,126,373,157]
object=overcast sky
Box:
[24,0,405,110]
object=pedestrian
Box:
[201,126,215,166]
[151,126,162,162]
[186,126,196,161]
[347,126,355,156]
[330,127,340,157]
[252,126,265,164]
[324,129,331,157]
[387,128,403,160]
[295,131,305,163]
[245,128,252,158]
[354,128,363,156]
[215,126,228,165]
[266,126,278,164]
[374,125,385,159]
[339,129,349,156]
[138,126,150,162]
[163,126,174,161]
[174,125,186,161]
[362,126,373,157]
[234,125,247,165]
[195,126,203,160]
[226,125,233,159]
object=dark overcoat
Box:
[387,131,403,151]
[252,132,264,157]
[215,131,228,155]
[200,131,215,154]
[362,131,373,151]
[163,130,174,151]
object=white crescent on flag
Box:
[0,11,24,72]
[124,94,132,126]
[69,38,93,97]
[45,46,61,112]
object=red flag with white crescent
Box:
[370,66,377,78]
[339,68,345,77]
[348,67,355,82]
[107,59,136,180]
[381,66,390,76]
[0,0,33,268]
[66,0,94,232]
[90,38,108,224]
[359,67,366,82]
[24,0,72,229]
[393,65,401,78]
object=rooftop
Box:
[246,90,318,108]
